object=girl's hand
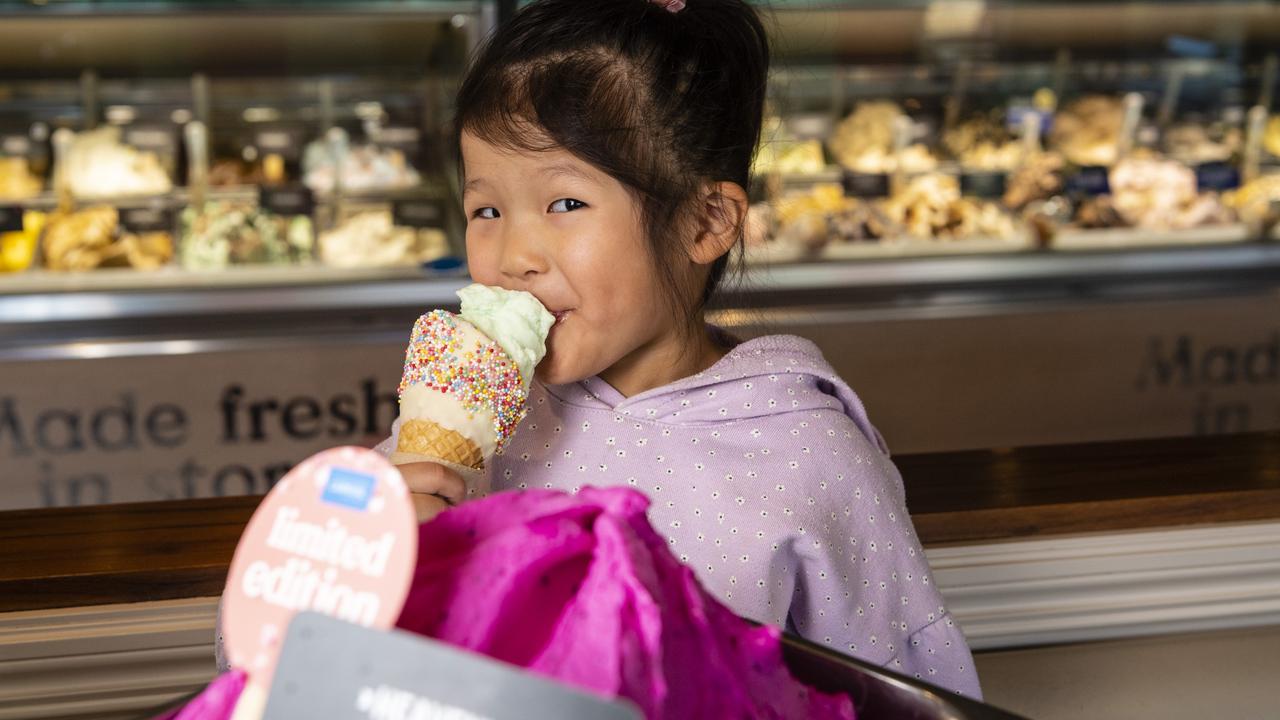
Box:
[397,461,467,524]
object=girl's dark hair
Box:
[455,0,770,320]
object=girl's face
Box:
[461,131,690,390]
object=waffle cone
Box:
[395,418,485,470]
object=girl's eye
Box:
[472,207,500,220]
[549,198,588,213]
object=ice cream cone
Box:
[393,285,554,482]
[395,418,485,470]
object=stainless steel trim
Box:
[751,243,1280,289]
[7,287,1276,363]
[0,276,471,324]
[0,1,482,18]
[2,244,1278,328]
[0,305,1013,361]
[0,331,409,362]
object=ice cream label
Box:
[264,612,642,720]
[392,198,445,229]
[119,205,175,234]
[222,447,418,689]
[1195,162,1241,192]
[260,185,315,216]
[1067,166,1111,197]
[0,206,23,233]
[959,171,1008,199]
[842,171,891,198]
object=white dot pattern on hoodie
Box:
[214,335,981,699]
[480,335,980,699]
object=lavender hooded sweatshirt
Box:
[382,333,981,699]
[215,334,980,699]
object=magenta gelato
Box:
[169,488,855,719]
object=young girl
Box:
[393,0,983,700]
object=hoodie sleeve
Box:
[783,411,983,700]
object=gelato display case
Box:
[0,1,1278,286]
[0,0,474,283]
[1,0,1278,291]
[750,2,1280,263]
[3,0,1280,512]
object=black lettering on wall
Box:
[146,469,180,501]
[0,397,32,455]
[329,394,359,437]
[35,409,85,454]
[1136,335,1193,390]
[1193,391,1254,435]
[1193,392,1210,435]
[262,461,294,490]
[282,397,322,439]
[39,461,55,506]
[91,394,139,452]
[179,459,207,498]
[146,405,188,448]
[67,473,109,506]
[213,464,256,496]
[1214,403,1252,434]
[362,378,397,435]
[1245,332,1279,384]
[249,398,279,442]
[36,463,110,507]
[220,385,244,443]
[1202,346,1239,386]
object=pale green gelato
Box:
[457,283,554,388]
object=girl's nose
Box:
[497,223,550,280]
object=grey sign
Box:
[264,612,642,720]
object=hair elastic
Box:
[650,0,686,13]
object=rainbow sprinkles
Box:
[398,310,530,449]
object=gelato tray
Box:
[1053,223,1250,251]
[819,234,1034,260]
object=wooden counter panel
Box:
[3,432,1277,613]
[896,432,1280,514]
[896,432,1280,543]
[0,497,256,613]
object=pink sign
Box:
[221,447,418,687]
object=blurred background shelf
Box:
[2,0,1280,497]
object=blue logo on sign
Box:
[321,467,376,511]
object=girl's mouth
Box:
[552,310,571,324]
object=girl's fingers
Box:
[398,462,467,505]
[411,492,453,524]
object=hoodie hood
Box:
[542,334,889,455]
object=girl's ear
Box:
[688,181,749,266]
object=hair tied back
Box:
[650,0,686,13]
